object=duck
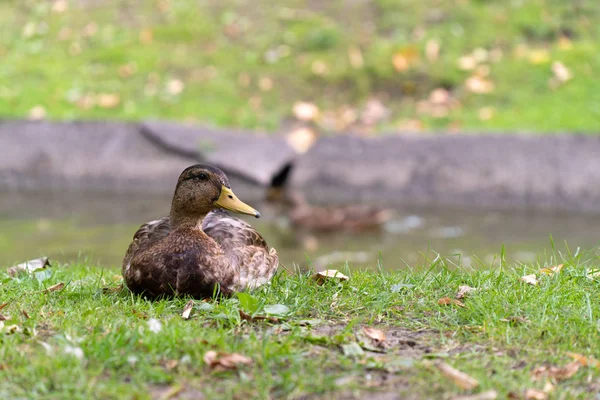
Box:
[267,189,393,232]
[122,164,279,299]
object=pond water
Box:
[1,191,599,271]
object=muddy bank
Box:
[1,120,600,212]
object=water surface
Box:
[1,191,599,270]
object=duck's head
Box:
[170,164,260,226]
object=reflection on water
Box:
[1,191,599,270]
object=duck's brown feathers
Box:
[123,210,278,299]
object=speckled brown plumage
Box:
[122,165,278,299]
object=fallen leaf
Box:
[162,359,179,370]
[458,55,477,71]
[203,351,252,371]
[525,389,547,400]
[438,297,466,308]
[521,274,539,286]
[167,79,185,95]
[539,264,563,276]
[96,93,121,109]
[551,61,572,83]
[392,47,419,72]
[139,29,153,44]
[0,314,7,321]
[362,327,386,344]
[455,285,476,300]
[425,39,440,62]
[181,300,194,320]
[258,77,273,91]
[465,76,495,94]
[0,303,8,312]
[313,270,349,285]
[348,46,364,68]
[311,60,328,75]
[52,0,68,13]
[292,101,319,121]
[434,361,479,390]
[286,127,317,153]
[22,310,30,319]
[28,106,47,121]
[451,390,498,400]
[566,352,600,368]
[43,282,64,293]
[8,257,51,276]
[531,361,580,382]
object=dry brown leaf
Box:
[163,359,179,370]
[238,310,279,323]
[348,46,364,68]
[258,77,273,92]
[455,285,476,300]
[362,327,386,344]
[552,62,572,83]
[478,107,495,121]
[425,39,440,62]
[465,76,495,94]
[286,127,317,154]
[566,352,600,368]
[525,389,547,400]
[139,29,153,44]
[292,102,319,122]
[0,303,8,312]
[0,314,7,321]
[521,274,539,286]
[22,310,30,319]
[44,282,65,293]
[203,351,252,371]
[451,390,498,400]
[539,264,563,276]
[531,361,580,382]
[52,0,68,13]
[8,257,51,276]
[181,300,194,320]
[438,297,466,308]
[167,79,185,95]
[102,284,123,294]
[434,361,479,390]
[313,270,349,285]
[28,106,47,121]
[96,94,121,109]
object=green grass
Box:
[1,255,600,398]
[0,0,599,132]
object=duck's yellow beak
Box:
[214,186,261,218]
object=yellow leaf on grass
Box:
[521,274,539,286]
[313,270,349,285]
[539,264,563,276]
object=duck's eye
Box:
[196,173,209,181]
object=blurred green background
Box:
[1,0,599,132]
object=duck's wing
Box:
[202,209,278,290]
[202,209,267,250]
[122,216,171,274]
